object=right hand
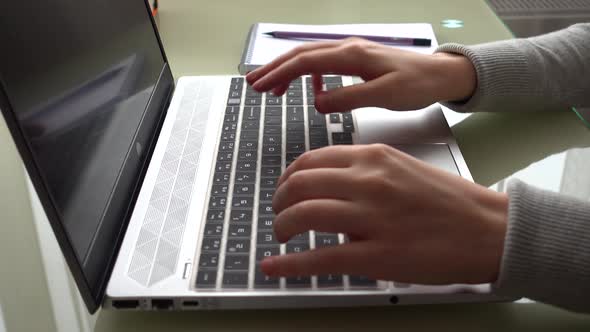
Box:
[246,38,477,113]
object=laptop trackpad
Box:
[391,143,460,176]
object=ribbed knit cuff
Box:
[493,179,590,313]
[435,41,536,113]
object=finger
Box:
[271,83,289,96]
[246,41,339,84]
[260,241,377,277]
[312,73,324,94]
[277,145,357,187]
[252,46,367,92]
[272,168,353,214]
[314,73,395,113]
[273,199,368,243]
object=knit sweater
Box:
[436,23,590,313]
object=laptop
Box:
[0,0,508,313]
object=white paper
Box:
[249,23,438,66]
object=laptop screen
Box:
[0,0,168,310]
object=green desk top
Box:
[94,0,588,329]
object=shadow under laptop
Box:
[95,301,590,331]
[451,108,590,187]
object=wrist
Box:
[471,188,508,283]
[430,52,477,103]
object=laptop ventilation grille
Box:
[127,81,213,286]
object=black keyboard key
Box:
[228,224,251,238]
[238,151,257,161]
[255,246,280,261]
[234,184,255,196]
[257,230,280,246]
[224,113,239,123]
[255,267,280,288]
[286,132,305,143]
[226,106,239,115]
[286,122,304,132]
[208,196,227,209]
[326,83,343,90]
[231,77,244,85]
[259,189,274,202]
[266,96,282,106]
[349,275,378,287]
[219,141,235,152]
[236,161,257,172]
[241,121,259,131]
[243,107,261,121]
[315,234,340,247]
[287,90,302,98]
[287,113,305,123]
[224,255,250,271]
[342,113,353,122]
[215,161,232,172]
[317,274,343,287]
[217,151,233,162]
[239,140,258,150]
[286,242,310,254]
[309,127,328,137]
[265,106,282,117]
[199,253,219,269]
[263,135,281,145]
[230,209,253,222]
[262,144,281,155]
[226,239,250,254]
[203,224,224,237]
[257,216,274,230]
[201,237,221,252]
[260,177,278,188]
[196,270,217,288]
[206,210,225,223]
[264,116,282,126]
[329,113,341,123]
[286,142,305,153]
[264,126,281,135]
[261,155,281,166]
[211,184,229,196]
[240,130,259,140]
[288,232,310,244]
[245,97,262,106]
[332,132,353,145]
[220,131,237,142]
[222,271,248,288]
[228,90,241,99]
[343,122,355,133]
[286,276,311,287]
[222,122,238,133]
[232,196,254,209]
[309,140,329,150]
[258,202,274,216]
[235,172,256,184]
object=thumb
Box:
[314,74,393,113]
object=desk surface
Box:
[93,0,590,329]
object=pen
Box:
[263,31,431,47]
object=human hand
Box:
[246,38,476,113]
[261,144,508,284]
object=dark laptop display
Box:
[0,0,173,311]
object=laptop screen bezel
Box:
[0,0,174,314]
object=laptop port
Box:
[389,296,399,304]
[152,299,174,310]
[182,300,200,308]
[112,300,139,309]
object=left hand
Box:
[261,144,508,285]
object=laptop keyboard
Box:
[196,76,376,290]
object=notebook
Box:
[238,22,439,74]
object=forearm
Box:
[435,23,590,113]
[495,179,590,313]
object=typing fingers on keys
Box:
[273,199,369,243]
[260,241,380,277]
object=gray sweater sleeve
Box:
[436,23,590,113]
[435,24,590,313]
